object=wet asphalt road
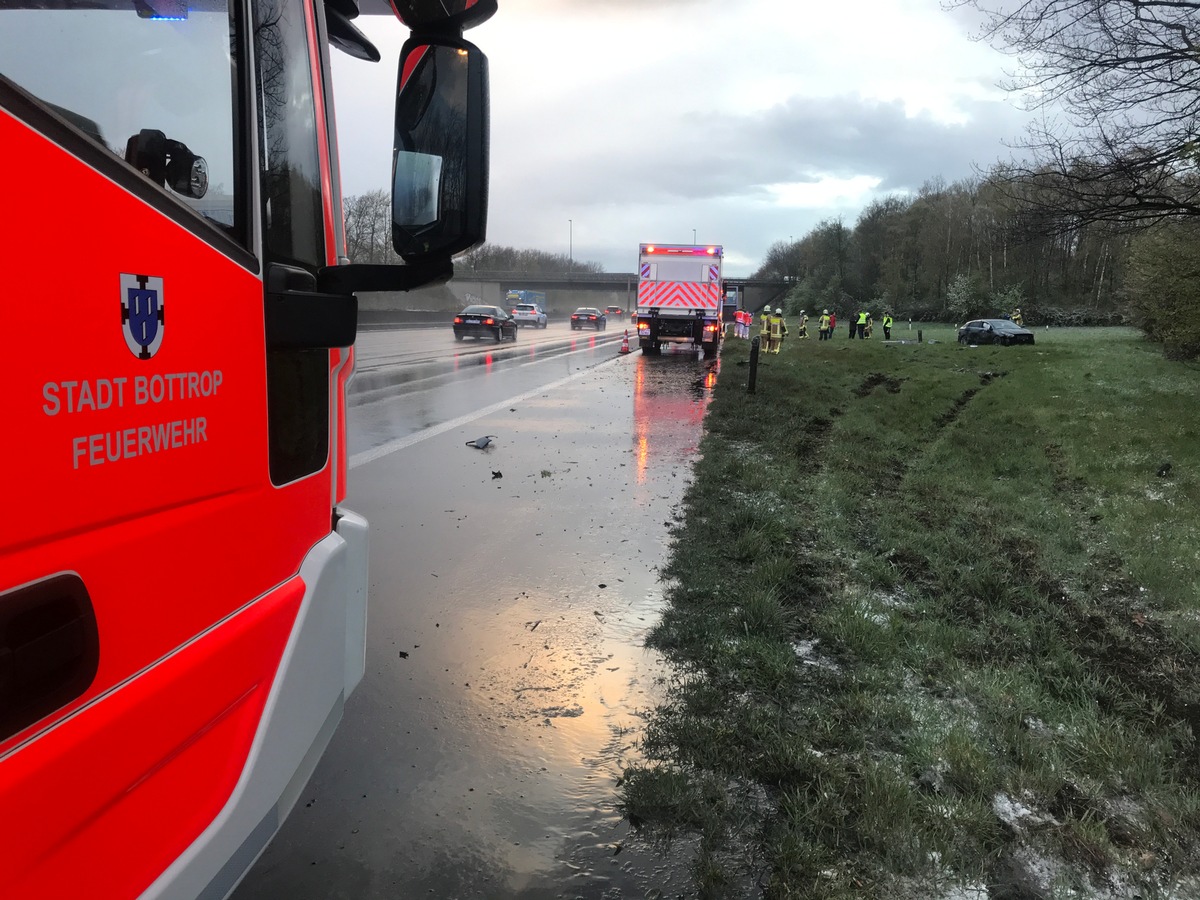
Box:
[232,328,720,898]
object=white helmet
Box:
[775,308,782,314]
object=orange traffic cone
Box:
[619,330,631,354]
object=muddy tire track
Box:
[853,371,904,398]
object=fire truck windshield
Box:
[0,2,236,233]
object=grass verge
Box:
[621,326,1200,899]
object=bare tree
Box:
[957,0,1200,230]
[343,189,394,263]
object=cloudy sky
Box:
[334,0,1034,276]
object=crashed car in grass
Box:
[958,318,1035,346]
[453,305,518,342]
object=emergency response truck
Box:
[634,243,723,357]
[1,0,493,897]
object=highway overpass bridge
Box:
[358,270,791,325]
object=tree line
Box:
[752,176,1130,328]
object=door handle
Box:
[1,573,100,743]
[265,263,357,350]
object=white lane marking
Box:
[351,334,624,409]
[350,354,624,469]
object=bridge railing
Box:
[459,270,786,290]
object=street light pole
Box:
[569,219,573,270]
[693,228,696,244]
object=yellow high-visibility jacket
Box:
[769,314,786,337]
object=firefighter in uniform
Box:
[768,307,787,353]
[818,309,831,340]
[797,310,809,339]
[864,312,874,339]
[759,306,772,345]
[1011,307,1023,326]
[882,311,894,340]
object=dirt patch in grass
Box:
[792,415,835,460]
[854,372,904,397]
[934,387,979,427]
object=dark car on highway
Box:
[958,318,1035,346]
[604,305,624,321]
[570,307,607,330]
[453,305,518,342]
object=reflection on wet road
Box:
[234,338,720,899]
[349,327,626,464]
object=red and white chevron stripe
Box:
[637,281,720,309]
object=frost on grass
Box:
[878,588,912,610]
[992,792,1059,829]
[791,638,841,671]
[727,488,788,516]
[901,674,981,736]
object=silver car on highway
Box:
[511,302,548,328]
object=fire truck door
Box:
[0,0,336,894]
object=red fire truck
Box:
[0,1,492,896]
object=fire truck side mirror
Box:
[391,36,488,263]
[387,0,497,31]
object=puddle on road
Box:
[234,352,720,900]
